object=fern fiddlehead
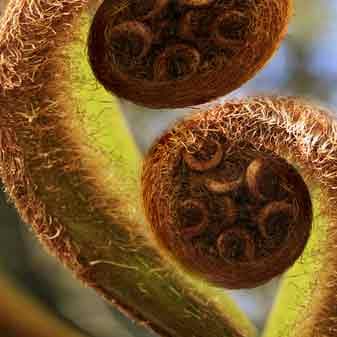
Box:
[88,0,291,108]
[1,1,337,337]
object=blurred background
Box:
[0,0,336,336]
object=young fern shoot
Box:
[0,1,257,337]
[88,0,292,108]
[142,96,337,336]
[142,102,313,288]
[2,1,337,337]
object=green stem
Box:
[262,186,330,337]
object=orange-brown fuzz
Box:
[142,106,312,289]
[88,0,292,108]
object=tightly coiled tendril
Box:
[88,0,291,108]
[142,101,313,289]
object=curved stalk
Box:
[0,1,256,337]
[263,187,330,337]
[2,1,337,337]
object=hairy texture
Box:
[0,1,256,337]
[142,114,313,288]
[143,96,337,336]
[2,1,337,337]
[88,0,292,108]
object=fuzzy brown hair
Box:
[88,0,292,108]
[1,0,337,337]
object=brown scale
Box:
[144,132,312,288]
[88,0,291,108]
[217,228,255,262]
[130,0,169,20]
[179,9,217,41]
